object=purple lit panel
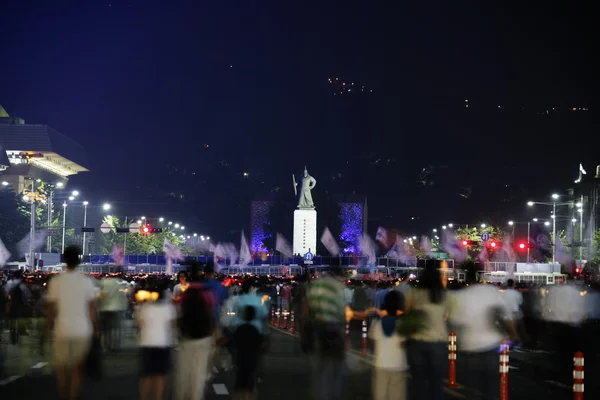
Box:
[250,201,273,253]
[339,203,363,254]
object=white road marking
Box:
[213,383,229,395]
[0,376,22,386]
[31,362,48,369]
[544,380,571,389]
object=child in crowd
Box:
[369,291,408,400]
[137,285,177,400]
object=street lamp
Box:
[432,228,437,233]
[193,233,197,237]
[206,236,210,240]
[168,221,173,226]
[175,223,180,228]
[141,216,146,221]
[62,202,67,254]
[82,202,89,256]
[480,224,486,228]
[159,217,164,222]
[448,224,454,228]
[103,203,111,211]
[508,221,514,226]
[181,226,185,230]
[56,182,64,188]
[442,225,447,229]
[1,181,8,186]
[544,221,551,226]
[527,196,573,263]
[69,196,75,201]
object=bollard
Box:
[290,310,295,334]
[448,332,457,388]
[271,306,275,326]
[573,352,584,400]
[361,319,368,356]
[276,307,281,328]
[499,340,509,400]
[283,308,288,330]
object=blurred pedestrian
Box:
[137,283,176,400]
[46,245,98,400]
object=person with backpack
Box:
[174,263,215,400]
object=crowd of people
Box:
[1,248,599,400]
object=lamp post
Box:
[61,202,67,254]
[82,201,89,256]
[29,179,36,269]
[527,195,573,263]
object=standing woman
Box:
[405,265,453,400]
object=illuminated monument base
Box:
[293,209,317,256]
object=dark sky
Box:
[1,1,598,240]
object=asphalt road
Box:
[1,321,598,399]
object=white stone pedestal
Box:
[293,209,317,256]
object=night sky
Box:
[1,1,598,241]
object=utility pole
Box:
[29,180,36,270]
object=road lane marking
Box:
[0,376,22,386]
[31,362,48,369]
[544,380,571,389]
[213,383,229,395]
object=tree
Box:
[455,225,505,258]
[0,189,30,259]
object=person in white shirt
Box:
[503,279,527,344]
[172,271,189,303]
[369,291,408,400]
[137,283,177,400]
[450,275,517,400]
[46,245,98,400]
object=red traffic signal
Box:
[488,241,498,248]
[575,267,581,274]
[141,226,162,234]
[517,241,532,250]
[461,240,474,246]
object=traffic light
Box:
[141,225,162,234]
[461,240,474,246]
[575,267,581,274]
[516,241,533,250]
[487,241,499,249]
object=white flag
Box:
[0,238,11,267]
[375,227,388,247]
[321,227,340,256]
[420,236,432,257]
[17,229,48,256]
[240,231,252,266]
[360,234,377,265]
[441,229,467,263]
[275,233,293,257]
[555,237,572,266]
[163,238,183,261]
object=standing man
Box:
[47,245,98,400]
[304,267,347,400]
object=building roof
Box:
[0,104,9,118]
[0,123,89,174]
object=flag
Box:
[495,232,516,262]
[420,236,432,257]
[555,237,572,266]
[580,163,587,175]
[441,230,467,263]
[0,238,11,267]
[320,227,340,256]
[163,238,183,261]
[223,243,239,264]
[360,234,377,266]
[112,245,124,265]
[478,245,488,263]
[375,227,388,247]
[240,231,252,266]
[214,243,226,261]
[17,229,48,256]
[275,233,293,258]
